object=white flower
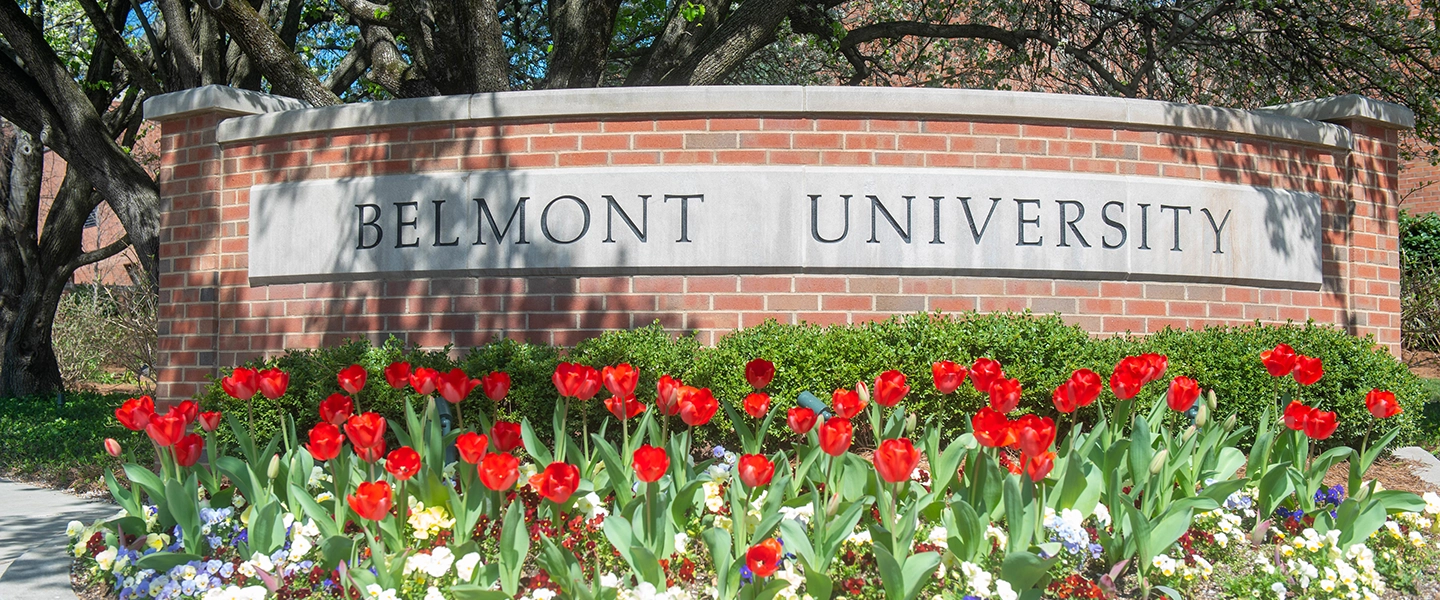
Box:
[95,547,117,570]
[365,584,400,600]
[289,536,313,558]
[1214,531,1230,547]
[424,587,446,600]
[599,573,620,588]
[517,463,539,489]
[845,530,872,545]
[779,504,813,525]
[1271,582,1287,599]
[534,589,557,600]
[674,532,690,553]
[960,562,991,596]
[67,521,85,537]
[576,492,608,520]
[1092,503,1111,527]
[72,540,87,558]
[701,482,725,513]
[986,525,1008,549]
[926,526,948,548]
[456,553,482,582]
[995,579,1017,600]
[1424,492,1440,515]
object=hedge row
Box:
[199,312,1432,451]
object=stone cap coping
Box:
[145,85,1412,150]
[1257,94,1415,130]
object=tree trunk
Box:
[546,0,622,88]
[0,281,66,399]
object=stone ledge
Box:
[1257,94,1415,129]
[143,85,309,121]
[164,86,1368,150]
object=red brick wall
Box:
[1400,142,1440,214]
[152,110,1403,401]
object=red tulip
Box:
[632,444,670,483]
[145,412,186,447]
[604,394,646,420]
[385,446,422,481]
[1052,380,1081,413]
[988,377,1022,413]
[456,432,489,464]
[344,412,388,450]
[874,438,922,484]
[1366,389,1402,419]
[530,462,581,504]
[172,400,198,427]
[1261,343,1298,377]
[174,434,204,467]
[1069,369,1103,407]
[552,362,601,400]
[383,362,411,389]
[1166,376,1201,412]
[257,368,289,400]
[306,423,345,461]
[743,392,771,418]
[1282,401,1313,431]
[746,358,776,390]
[355,440,387,462]
[677,386,718,427]
[831,388,866,419]
[490,421,524,452]
[347,480,394,521]
[972,407,1017,448]
[602,364,640,399]
[873,370,910,408]
[221,368,259,400]
[1292,356,1323,386]
[115,396,156,431]
[1109,357,1147,400]
[1304,409,1338,440]
[198,411,222,432]
[1014,414,1056,457]
[337,364,368,395]
[574,366,602,401]
[932,360,967,394]
[104,438,122,458]
[746,538,784,578]
[787,407,817,434]
[1023,451,1057,482]
[970,357,1004,394]
[737,454,775,488]
[481,372,511,402]
[1141,353,1169,384]
[817,417,854,456]
[478,452,520,491]
[410,367,440,395]
[656,374,683,416]
[318,393,354,426]
[437,368,480,404]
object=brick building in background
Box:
[1400,143,1440,215]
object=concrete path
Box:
[1394,446,1440,490]
[0,479,116,599]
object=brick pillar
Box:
[1336,119,1404,353]
[144,86,305,401]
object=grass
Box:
[0,391,147,494]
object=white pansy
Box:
[67,520,85,537]
[576,492,608,520]
[600,573,620,588]
[456,553,482,582]
[1213,532,1229,548]
[1424,492,1440,515]
[289,536,313,558]
[424,587,446,600]
[1092,503,1111,527]
[534,589,557,600]
[674,531,690,552]
[95,547,117,570]
[845,530,872,545]
[960,561,991,596]
[995,579,1018,600]
[925,526,947,548]
[779,504,813,525]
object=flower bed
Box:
[71,344,1440,600]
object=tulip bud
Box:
[826,488,842,518]
[1182,425,1196,444]
[104,438,122,457]
[1206,390,1218,412]
[1223,414,1237,431]
[1195,403,1209,428]
[905,413,917,435]
[855,381,870,405]
[267,454,281,479]
[1148,449,1168,475]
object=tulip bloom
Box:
[874,438,922,484]
[1366,389,1401,419]
[437,368,480,404]
[344,412,387,449]
[481,372,511,402]
[306,423,345,461]
[174,434,204,467]
[1069,369,1103,406]
[1141,353,1168,383]
[1292,356,1323,386]
[787,407,817,434]
[746,538,784,578]
[743,392,771,419]
[553,362,602,400]
[530,462,581,504]
[318,393,354,426]
[817,418,854,456]
[1023,451,1057,482]
[410,367,441,395]
[602,364,640,399]
[115,396,155,431]
[383,362,411,389]
[1304,409,1339,440]
[478,452,520,491]
[677,386,718,427]
[873,370,909,408]
[145,412,186,447]
[988,377,1022,413]
[257,368,289,400]
[172,400,198,427]
[355,440,387,463]
[737,454,775,488]
[347,480,394,521]
[745,358,776,390]
[1260,343,1298,377]
[1109,357,1147,400]
[198,411,222,432]
[656,374,683,416]
[604,394,646,420]
[831,388,866,419]
[104,438,122,458]
[384,447,421,481]
[221,368,259,400]
[1014,414,1056,458]
[1166,376,1201,412]
[337,364,368,395]
[972,407,1017,448]
[456,432,489,464]
[1283,401,1313,431]
[490,421,524,452]
[970,357,1004,394]
[931,360,967,394]
[632,444,670,483]
[1052,380,1082,413]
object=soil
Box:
[1404,349,1440,380]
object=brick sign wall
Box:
[145,87,1412,401]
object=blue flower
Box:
[712,446,727,458]
[740,565,754,584]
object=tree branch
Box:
[335,0,401,28]
[74,0,161,96]
[203,0,341,105]
[840,21,1035,53]
[659,0,801,85]
[154,0,204,87]
[545,0,622,88]
[64,234,131,274]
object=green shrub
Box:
[197,313,1427,452]
[1400,210,1440,351]
[0,391,148,492]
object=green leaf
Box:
[521,418,553,466]
[1000,551,1057,590]
[319,535,355,570]
[899,552,942,600]
[1146,505,1195,563]
[498,500,529,596]
[134,552,202,572]
[448,586,514,600]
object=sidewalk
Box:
[0,479,116,599]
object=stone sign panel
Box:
[250,167,1322,287]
